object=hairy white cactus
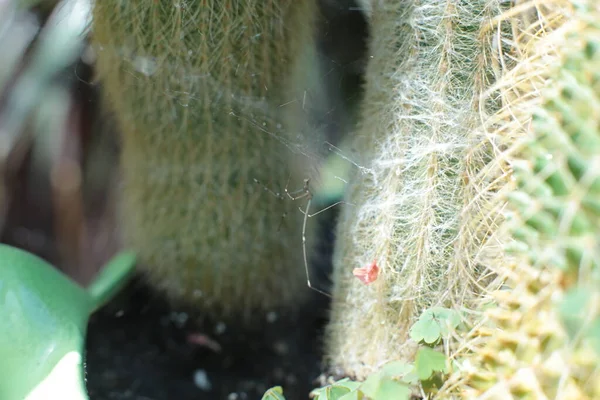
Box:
[324,0,514,378]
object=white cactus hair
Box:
[323,0,548,378]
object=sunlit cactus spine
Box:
[459,6,600,398]
[91,0,326,319]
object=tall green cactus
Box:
[91,1,326,318]
[324,0,512,378]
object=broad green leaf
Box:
[410,317,441,344]
[339,390,365,400]
[310,379,359,400]
[431,307,461,327]
[414,347,448,381]
[401,370,420,385]
[358,373,383,398]
[410,307,461,344]
[360,376,411,400]
[327,386,352,399]
[379,361,413,378]
[262,386,285,400]
[334,378,362,391]
[310,386,327,398]
[421,374,445,393]
[378,361,418,384]
[375,379,412,400]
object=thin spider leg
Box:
[285,178,311,201]
[253,178,284,200]
[284,173,293,192]
[298,200,349,218]
[301,197,331,298]
[287,190,311,201]
[255,176,333,297]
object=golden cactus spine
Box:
[456,3,600,398]
[91,1,325,318]
[324,0,511,378]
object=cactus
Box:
[91,1,326,318]
[454,4,600,398]
[324,0,515,378]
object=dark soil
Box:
[82,201,338,400]
[82,191,338,400]
[85,279,331,400]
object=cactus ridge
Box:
[92,0,324,317]
[454,4,600,398]
[324,0,513,378]
[511,24,600,281]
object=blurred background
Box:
[0,0,368,398]
[1,0,120,286]
[0,0,367,287]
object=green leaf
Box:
[333,378,362,392]
[379,361,413,378]
[310,386,328,399]
[339,390,365,400]
[262,386,286,400]
[421,374,445,393]
[414,347,448,381]
[310,379,361,400]
[409,307,461,344]
[401,370,420,385]
[328,386,352,399]
[377,361,418,384]
[88,250,137,312]
[360,376,411,400]
[376,379,412,400]
[358,373,382,398]
[410,317,441,344]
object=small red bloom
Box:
[353,259,379,284]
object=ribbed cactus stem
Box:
[451,2,600,398]
[325,0,508,378]
[91,1,324,318]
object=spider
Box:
[254,176,345,298]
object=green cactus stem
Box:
[459,6,600,398]
[91,0,327,318]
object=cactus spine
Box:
[91,1,324,318]
[324,0,512,378]
[455,3,600,398]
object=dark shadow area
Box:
[85,209,337,400]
